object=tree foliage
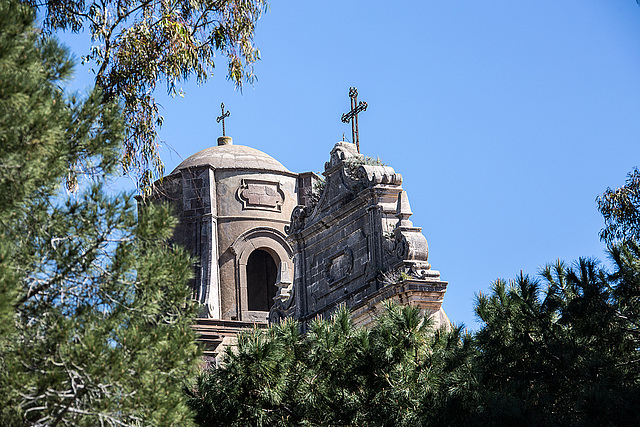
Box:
[188,204,640,427]
[31,0,268,188]
[598,167,640,243]
[187,304,477,426]
[190,250,640,426]
[0,2,201,424]
[474,258,640,425]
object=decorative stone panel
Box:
[324,248,354,285]
[237,179,285,212]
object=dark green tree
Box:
[474,259,640,425]
[188,255,640,426]
[0,2,201,424]
[608,240,640,370]
[187,304,477,426]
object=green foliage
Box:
[32,0,268,189]
[0,3,118,213]
[474,258,640,425]
[343,155,385,179]
[309,176,325,205]
[189,233,640,426]
[598,167,640,243]
[380,268,412,286]
[0,2,201,424]
[187,304,477,426]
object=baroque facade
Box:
[150,135,449,356]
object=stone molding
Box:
[230,227,294,323]
[350,279,449,329]
[357,165,403,187]
[230,226,293,259]
[170,163,299,179]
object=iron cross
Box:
[216,103,230,136]
[341,87,367,153]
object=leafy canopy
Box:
[31,0,268,189]
[598,167,640,243]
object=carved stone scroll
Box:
[285,205,309,234]
[269,262,295,324]
[393,232,429,263]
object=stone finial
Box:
[396,190,413,227]
[325,142,361,170]
[217,136,233,146]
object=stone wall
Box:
[287,142,449,328]
[148,138,449,345]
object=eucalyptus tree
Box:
[598,167,640,243]
[31,0,268,188]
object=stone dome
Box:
[171,144,291,175]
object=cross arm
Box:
[341,101,368,123]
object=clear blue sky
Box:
[60,0,640,329]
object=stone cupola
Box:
[150,137,304,323]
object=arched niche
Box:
[246,249,278,312]
[230,227,293,322]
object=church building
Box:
[149,97,449,356]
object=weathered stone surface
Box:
[171,143,291,174]
[149,137,449,354]
[149,138,297,323]
[287,141,449,328]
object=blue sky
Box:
[60,1,640,329]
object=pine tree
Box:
[0,1,201,424]
[474,259,640,425]
[187,304,476,426]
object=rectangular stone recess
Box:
[238,179,283,211]
[327,250,351,284]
